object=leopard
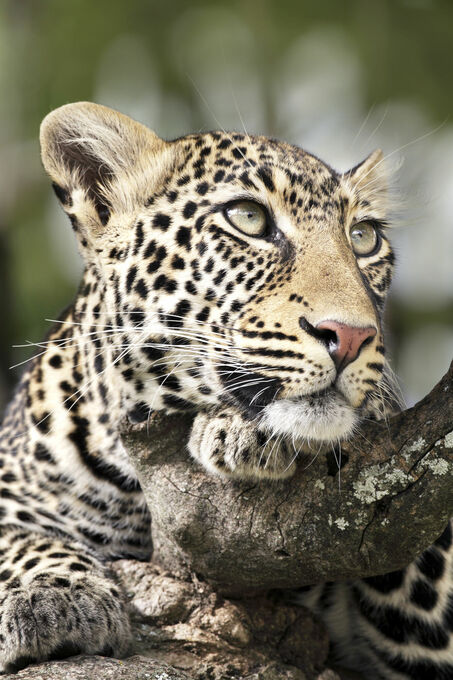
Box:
[0,101,451,679]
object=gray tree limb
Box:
[123,360,453,594]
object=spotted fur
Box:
[0,102,450,678]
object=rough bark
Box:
[6,655,191,680]
[114,559,332,679]
[123,360,453,594]
[6,559,341,680]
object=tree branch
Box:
[122,360,453,594]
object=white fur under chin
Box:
[259,390,357,443]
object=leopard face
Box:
[41,102,396,447]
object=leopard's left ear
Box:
[344,149,388,213]
[40,102,169,228]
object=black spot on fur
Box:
[69,415,140,492]
[232,146,247,160]
[133,221,145,255]
[49,354,62,369]
[185,280,197,295]
[127,402,149,424]
[68,214,79,232]
[1,471,17,483]
[377,650,452,678]
[257,167,275,192]
[77,527,107,545]
[16,511,34,523]
[363,570,405,594]
[162,394,193,410]
[33,412,51,434]
[176,226,191,250]
[183,201,197,219]
[196,182,209,195]
[416,547,445,581]
[171,255,185,270]
[153,213,171,230]
[126,265,138,293]
[35,442,54,463]
[410,579,438,610]
[144,240,156,259]
[24,558,40,570]
[135,278,148,299]
[177,174,190,186]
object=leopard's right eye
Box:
[224,201,267,237]
[350,221,379,257]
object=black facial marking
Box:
[127,402,150,424]
[257,167,276,192]
[162,394,194,410]
[52,182,72,207]
[219,368,282,418]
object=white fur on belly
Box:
[259,389,357,443]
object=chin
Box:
[258,389,358,443]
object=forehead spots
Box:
[256,167,275,193]
[196,182,209,196]
[183,201,197,219]
[119,130,390,347]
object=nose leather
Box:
[316,320,376,370]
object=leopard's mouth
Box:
[220,369,283,417]
[258,387,358,443]
[222,367,357,442]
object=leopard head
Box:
[40,102,397,446]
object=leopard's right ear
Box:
[40,102,169,228]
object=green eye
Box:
[225,200,267,237]
[350,222,379,256]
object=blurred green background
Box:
[0,0,452,411]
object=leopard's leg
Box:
[188,407,297,480]
[293,522,453,679]
[0,528,130,674]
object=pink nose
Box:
[316,320,377,370]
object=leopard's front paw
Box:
[0,563,130,673]
[188,408,297,480]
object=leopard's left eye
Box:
[224,200,267,237]
[350,222,379,256]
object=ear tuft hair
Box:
[345,149,384,189]
[344,149,404,225]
